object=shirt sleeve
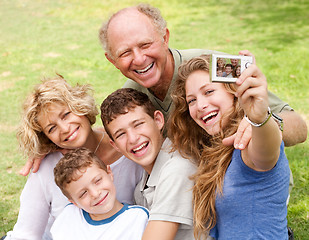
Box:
[149,157,196,228]
[268,91,293,113]
[6,171,51,240]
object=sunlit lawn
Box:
[0,0,308,238]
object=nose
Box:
[196,97,208,111]
[132,48,145,65]
[127,128,139,144]
[58,121,70,133]
[89,186,100,199]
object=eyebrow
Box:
[186,84,209,99]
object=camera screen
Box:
[211,54,253,83]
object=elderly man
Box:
[99,3,306,147]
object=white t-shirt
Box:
[6,153,144,240]
[51,203,149,240]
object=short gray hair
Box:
[98,3,167,58]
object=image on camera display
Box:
[210,54,253,83]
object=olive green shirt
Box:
[123,48,292,122]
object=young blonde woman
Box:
[168,55,290,239]
[4,76,143,240]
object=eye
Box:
[48,125,56,134]
[141,42,151,49]
[187,98,196,105]
[95,177,102,185]
[134,121,144,128]
[115,131,125,139]
[205,90,214,95]
[79,190,87,199]
[119,50,130,58]
[62,112,70,120]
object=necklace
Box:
[94,132,105,154]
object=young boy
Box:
[100,88,196,240]
[51,147,149,240]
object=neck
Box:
[149,50,174,101]
[83,129,99,153]
[89,201,123,221]
[93,128,122,165]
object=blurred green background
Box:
[1,0,308,238]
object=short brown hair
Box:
[100,88,156,140]
[54,147,107,199]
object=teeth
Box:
[202,112,217,122]
[135,63,154,74]
[67,130,77,141]
[133,142,147,152]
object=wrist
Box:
[244,107,283,131]
[244,107,272,128]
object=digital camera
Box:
[210,54,253,83]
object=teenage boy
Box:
[223,64,233,78]
[51,147,149,240]
[100,88,196,240]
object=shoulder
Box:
[160,139,196,172]
[175,48,226,61]
[127,205,149,218]
[38,152,63,172]
[27,152,63,181]
[122,79,145,91]
[110,155,144,175]
[52,203,80,226]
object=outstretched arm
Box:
[223,50,307,149]
[236,64,282,171]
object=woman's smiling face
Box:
[38,103,92,149]
[185,70,234,135]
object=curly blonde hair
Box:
[16,75,98,158]
[99,3,167,58]
[168,55,244,239]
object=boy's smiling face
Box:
[67,165,121,221]
[108,106,165,174]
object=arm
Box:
[19,156,43,176]
[142,221,179,240]
[236,65,282,171]
[8,154,68,239]
[279,110,307,147]
[223,50,307,149]
[7,167,50,239]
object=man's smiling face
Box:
[108,106,164,174]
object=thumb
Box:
[222,134,236,146]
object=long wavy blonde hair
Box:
[168,55,244,239]
[16,75,98,159]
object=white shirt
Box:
[6,153,144,240]
[51,203,149,240]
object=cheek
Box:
[188,106,197,121]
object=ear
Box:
[163,28,170,45]
[110,139,120,152]
[153,110,165,131]
[106,165,114,182]
[105,52,118,68]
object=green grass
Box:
[1,0,308,238]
